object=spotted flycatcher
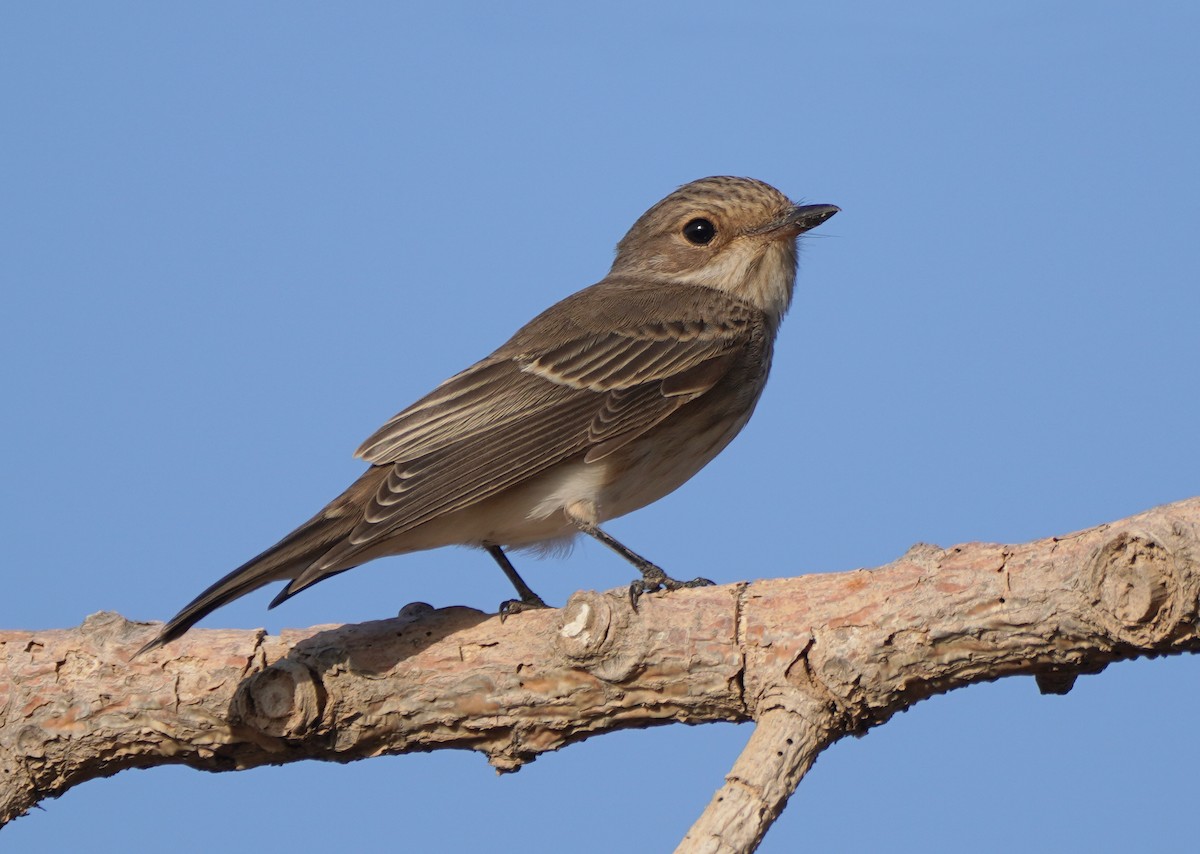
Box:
[138,176,838,654]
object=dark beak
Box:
[778,203,839,236]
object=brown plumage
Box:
[137,177,837,655]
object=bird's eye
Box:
[682,218,716,245]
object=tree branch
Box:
[3,497,1199,852]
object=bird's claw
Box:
[498,595,550,622]
[628,567,715,608]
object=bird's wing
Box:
[345,281,762,545]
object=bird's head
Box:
[610,176,838,324]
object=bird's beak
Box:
[769,203,840,237]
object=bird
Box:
[136,176,838,655]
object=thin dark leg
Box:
[573,522,714,607]
[486,544,548,618]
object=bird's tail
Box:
[134,478,373,657]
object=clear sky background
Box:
[3,4,1198,852]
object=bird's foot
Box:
[498,593,550,622]
[628,564,714,608]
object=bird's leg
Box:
[572,522,714,607]
[487,544,549,619]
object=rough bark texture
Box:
[3,497,1199,852]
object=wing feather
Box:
[336,281,764,554]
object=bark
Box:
[3,497,1199,853]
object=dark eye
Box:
[682,218,716,245]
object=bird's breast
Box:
[591,393,757,523]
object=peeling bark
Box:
[3,498,1199,853]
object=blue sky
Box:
[3,4,1198,852]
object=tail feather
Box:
[135,491,370,657]
[267,565,352,610]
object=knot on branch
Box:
[1087,526,1189,645]
[233,659,325,738]
[83,610,145,646]
[554,591,646,682]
